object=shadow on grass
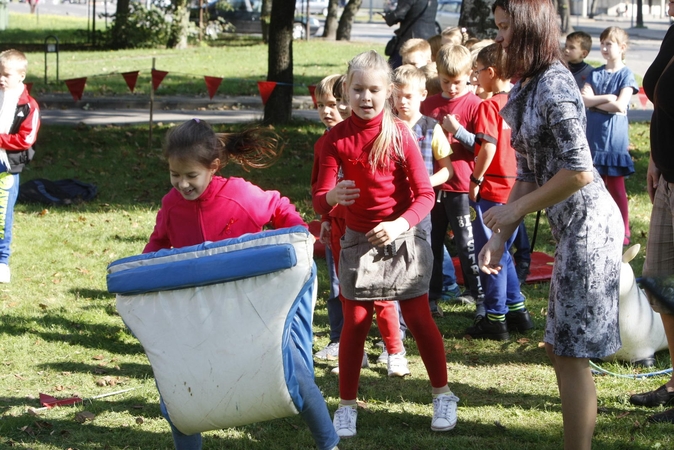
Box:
[68,287,115,300]
[0,312,144,355]
[36,361,153,380]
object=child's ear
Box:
[421,89,428,101]
[210,159,220,173]
[581,49,589,59]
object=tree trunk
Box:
[110,0,131,49]
[458,0,496,39]
[166,0,190,49]
[637,0,644,27]
[264,0,295,125]
[323,0,340,39]
[336,0,362,41]
[261,0,272,44]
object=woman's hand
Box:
[481,203,521,234]
[319,221,331,245]
[366,218,410,247]
[326,180,360,206]
[478,234,506,274]
[647,155,661,204]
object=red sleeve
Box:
[0,96,40,151]
[473,99,499,154]
[240,180,307,230]
[399,127,435,228]
[312,135,340,216]
[310,132,328,195]
[144,205,172,253]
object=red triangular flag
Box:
[204,76,223,99]
[24,82,33,95]
[257,81,277,105]
[64,77,87,101]
[308,84,317,108]
[121,71,140,93]
[39,392,83,408]
[152,69,169,92]
[638,86,649,109]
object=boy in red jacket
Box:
[0,49,40,283]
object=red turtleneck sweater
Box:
[312,111,434,233]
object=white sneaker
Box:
[431,393,459,431]
[387,353,410,377]
[376,345,388,364]
[333,405,357,438]
[315,341,339,361]
[0,263,11,283]
[330,352,369,375]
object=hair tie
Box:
[193,118,200,123]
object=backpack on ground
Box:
[18,178,98,205]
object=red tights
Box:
[338,294,448,400]
[603,175,630,240]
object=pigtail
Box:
[215,127,281,171]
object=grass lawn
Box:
[0,9,670,450]
[0,116,670,449]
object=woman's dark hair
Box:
[164,119,280,172]
[492,0,562,80]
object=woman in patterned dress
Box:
[477,1,623,449]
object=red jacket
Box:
[0,84,40,174]
[144,176,306,253]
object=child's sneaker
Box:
[333,404,358,438]
[430,300,444,317]
[387,353,410,377]
[440,283,462,302]
[431,393,459,431]
[315,341,339,360]
[376,344,388,364]
[0,263,10,284]
[330,352,369,375]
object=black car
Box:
[193,0,321,39]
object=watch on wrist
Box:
[470,174,483,186]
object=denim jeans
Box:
[325,246,343,343]
[160,339,339,450]
[0,171,19,265]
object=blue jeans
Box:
[160,339,339,450]
[442,245,458,287]
[0,171,19,265]
[471,199,524,316]
[325,246,343,343]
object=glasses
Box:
[473,67,488,77]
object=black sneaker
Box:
[506,309,534,333]
[465,316,509,341]
[516,262,530,284]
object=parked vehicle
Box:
[191,0,321,39]
[295,0,329,16]
[435,0,461,34]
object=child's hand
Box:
[468,182,480,202]
[478,234,506,274]
[327,180,360,206]
[319,221,332,245]
[366,218,410,247]
[580,84,594,97]
[442,114,460,135]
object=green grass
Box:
[0,118,671,449]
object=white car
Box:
[295,0,329,16]
[435,0,461,34]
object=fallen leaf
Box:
[517,338,530,344]
[39,209,49,216]
[38,303,48,310]
[135,417,144,425]
[617,411,631,419]
[537,342,546,348]
[93,355,105,360]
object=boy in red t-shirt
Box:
[464,44,533,340]
[420,43,484,317]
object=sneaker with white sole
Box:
[387,353,410,377]
[0,263,10,284]
[376,345,388,364]
[315,341,340,360]
[333,405,357,438]
[331,352,369,375]
[431,393,459,431]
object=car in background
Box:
[435,0,461,33]
[192,0,321,39]
[295,0,329,16]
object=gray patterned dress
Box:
[500,61,623,359]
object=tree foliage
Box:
[106,3,172,49]
[459,0,495,39]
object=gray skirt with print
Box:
[338,226,432,301]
